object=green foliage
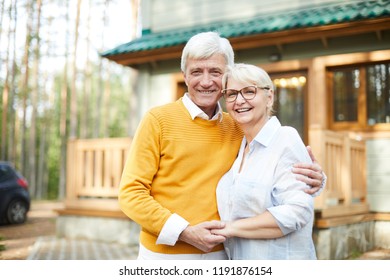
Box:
[46,61,132,199]
[0,1,135,201]
[0,236,6,252]
[47,133,61,200]
[1,54,132,200]
[347,248,363,259]
[107,70,133,138]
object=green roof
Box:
[102,0,390,57]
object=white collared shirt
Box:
[182,93,223,121]
[216,116,317,259]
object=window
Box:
[329,62,390,130]
[272,72,308,143]
[367,64,390,125]
[0,165,12,182]
[332,68,359,123]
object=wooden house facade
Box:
[59,0,390,259]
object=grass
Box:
[347,248,363,259]
[0,236,6,252]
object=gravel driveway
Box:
[0,201,61,260]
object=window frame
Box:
[328,61,390,132]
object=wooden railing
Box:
[64,129,368,222]
[65,137,132,213]
[310,129,369,222]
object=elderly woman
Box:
[212,63,317,260]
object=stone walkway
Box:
[15,201,390,260]
[27,236,138,260]
[27,236,390,260]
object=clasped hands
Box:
[178,221,228,253]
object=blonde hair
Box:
[222,63,274,90]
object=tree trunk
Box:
[19,0,34,176]
[7,0,18,163]
[1,0,14,160]
[80,0,92,139]
[58,0,71,200]
[0,0,6,65]
[69,0,82,139]
[28,0,42,198]
[102,64,111,138]
[93,0,109,138]
[127,0,140,136]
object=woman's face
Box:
[224,79,273,129]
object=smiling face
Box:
[183,54,226,118]
[225,79,273,133]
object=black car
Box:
[0,161,30,224]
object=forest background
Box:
[0,0,140,200]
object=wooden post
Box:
[342,135,352,206]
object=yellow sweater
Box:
[118,99,243,254]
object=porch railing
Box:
[64,129,368,221]
[310,128,369,221]
[65,137,132,213]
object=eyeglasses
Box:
[222,85,270,103]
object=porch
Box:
[56,129,389,259]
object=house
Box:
[58,0,390,259]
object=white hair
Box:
[181,32,234,72]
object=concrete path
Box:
[27,236,138,260]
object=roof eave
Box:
[102,45,185,67]
[103,17,390,68]
[230,17,390,50]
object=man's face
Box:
[183,54,226,118]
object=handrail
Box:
[310,129,368,218]
[65,137,132,211]
[65,130,368,218]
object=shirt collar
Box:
[182,93,223,121]
[252,116,281,147]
